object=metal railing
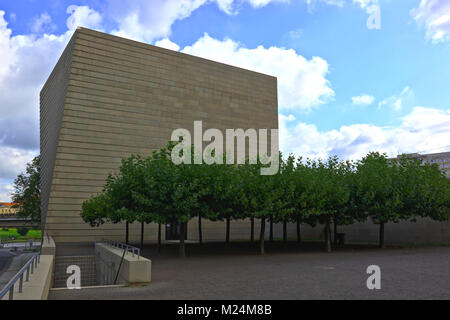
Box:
[0,252,41,300]
[101,239,141,260]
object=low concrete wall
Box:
[95,243,151,285]
[188,216,450,245]
[295,217,450,245]
[116,217,450,245]
[41,234,56,255]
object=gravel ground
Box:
[49,242,450,300]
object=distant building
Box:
[0,202,19,215]
[397,151,450,178]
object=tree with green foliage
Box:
[355,152,403,248]
[413,158,450,222]
[240,159,279,254]
[290,156,312,244]
[81,154,148,246]
[331,159,358,245]
[193,154,237,245]
[132,147,177,252]
[12,155,41,224]
[17,227,30,237]
[80,142,450,257]
[269,153,297,244]
[306,159,329,252]
[81,193,113,227]
[394,155,425,224]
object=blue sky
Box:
[0,0,450,201]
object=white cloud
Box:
[0,146,39,202]
[216,0,236,14]
[0,147,38,180]
[279,106,450,161]
[306,0,345,11]
[411,0,450,43]
[0,146,38,202]
[0,11,17,83]
[0,5,105,151]
[378,86,414,111]
[352,0,378,9]
[248,0,290,8]
[352,94,375,106]
[0,5,105,177]
[307,0,380,10]
[182,33,334,112]
[306,0,381,16]
[66,5,103,31]
[214,0,290,15]
[0,182,14,202]
[31,13,56,34]
[107,0,291,41]
[154,38,180,51]
[0,6,101,201]
[0,12,76,151]
[287,28,303,39]
[108,0,207,42]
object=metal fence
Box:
[0,252,41,300]
[101,239,141,259]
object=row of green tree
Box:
[80,143,450,257]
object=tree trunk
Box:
[198,215,203,244]
[379,222,385,248]
[269,216,273,242]
[140,221,144,254]
[179,222,186,258]
[296,216,301,244]
[250,217,254,242]
[325,218,331,253]
[333,218,337,246]
[157,223,161,254]
[259,217,265,255]
[125,222,129,244]
[226,218,230,244]
[283,218,287,243]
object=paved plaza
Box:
[48,242,450,300]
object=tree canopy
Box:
[12,155,41,223]
[80,144,450,255]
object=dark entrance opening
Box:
[165,222,187,240]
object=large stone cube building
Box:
[40,27,279,244]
